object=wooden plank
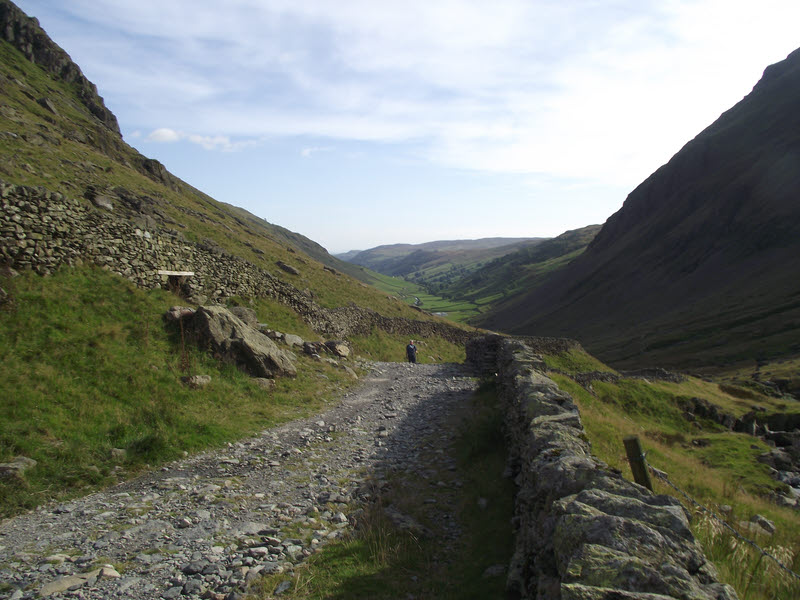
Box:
[624,436,654,491]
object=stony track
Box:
[0,362,478,600]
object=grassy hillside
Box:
[0,267,362,517]
[444,224,601,309]
[0,32,433,319]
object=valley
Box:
[1,1,799,599]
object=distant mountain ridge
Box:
[445,225,601,303]
[479,47,800,368]
[337,237,545,291]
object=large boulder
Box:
[229,306,259,328]
[186,305,296,378]
[325,340,351,358]
[276,261,300,275]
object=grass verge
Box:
[349,328,466,364]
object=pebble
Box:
[0,362,476,600]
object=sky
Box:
[14,1,800,253]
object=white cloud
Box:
[147,128,182,143]
[20,0,800,189]
[145,128,256,152]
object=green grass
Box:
[362,271,481,322]
[348,328,466,364]
[542,349,800,600]
[251,382,514,599]
[0,266,360,517]
[543,347,617,374]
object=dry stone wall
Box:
[0,181,474,344]
[466,335,738,600]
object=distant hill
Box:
[444,225,601,304]
[337,237,545,293]
[479,47,800,368]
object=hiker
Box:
[406,340,417,363]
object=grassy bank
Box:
[348,329,466,364]
[0,267,356,517]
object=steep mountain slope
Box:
[480,47,800,368]
[0,0,424,319]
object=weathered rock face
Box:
[324,340,351,358]
[0,456,37,483]
[229,306,258,328]
[466,336,738,600]
[184,305,297,379]
[0,1,120,135]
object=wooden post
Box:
[624,436,653,491]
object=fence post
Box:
[624,436,653,491]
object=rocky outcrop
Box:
[180,305,297,379]
[0,0,120,135]
[276,260,300,275]
[0,455,37,484]
[466,336,737,600]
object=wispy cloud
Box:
[301,146,333,158]
[145,127,257,152]
[20,0,800,188]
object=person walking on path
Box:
[406,340,417,363]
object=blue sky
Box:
[15,1,800,253]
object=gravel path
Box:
[0,362,477,600]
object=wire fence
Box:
[647,463,800,583]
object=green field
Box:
[361,270,483,323]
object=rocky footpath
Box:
[0,362,477,600]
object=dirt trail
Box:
[0,362,478,600]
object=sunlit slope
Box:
[0,2,429,318]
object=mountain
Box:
[0,0,458,331]
[444,225,601,304]
[334,249,363,262]
[338,237,545,293]
[479,48,800,368]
